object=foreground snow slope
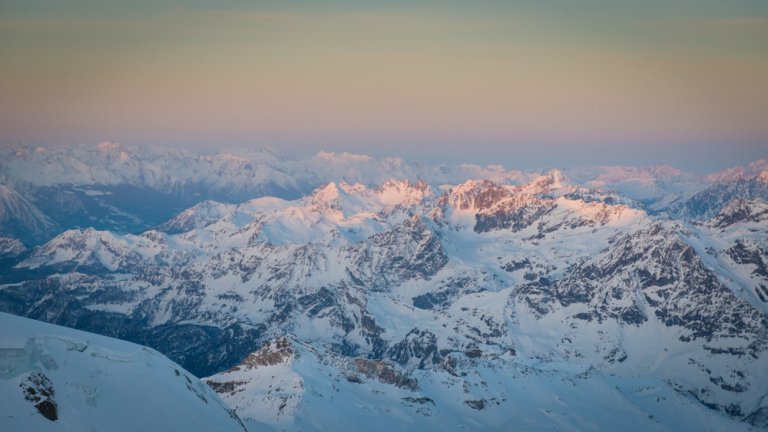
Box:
[204,336,756,432]
[0,312,245,432]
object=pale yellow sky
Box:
[1,1,766,168]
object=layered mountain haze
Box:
[1,142,765,246]
[0,143,767,430]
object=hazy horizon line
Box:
[3,139,765,177]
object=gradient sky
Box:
[1,1,766,171]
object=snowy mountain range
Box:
[1,142,767,430]
[2,141,764,246]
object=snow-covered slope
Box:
[0,237,26,260]
[204,336,755,432]
[692,198,768,314]
[0,184,56,244]
[0,312,245,432]
[675,168,768,221]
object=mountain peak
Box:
[531,169,566,190]
[444,179,511,211]
[233,337,294,371]
[709,197,768,229]
[314,151,373,163]
[311,182,342,204]
[707,159,768,183]
[546,168,565,183]
[374,179,433,204]
[758,170,768,184]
